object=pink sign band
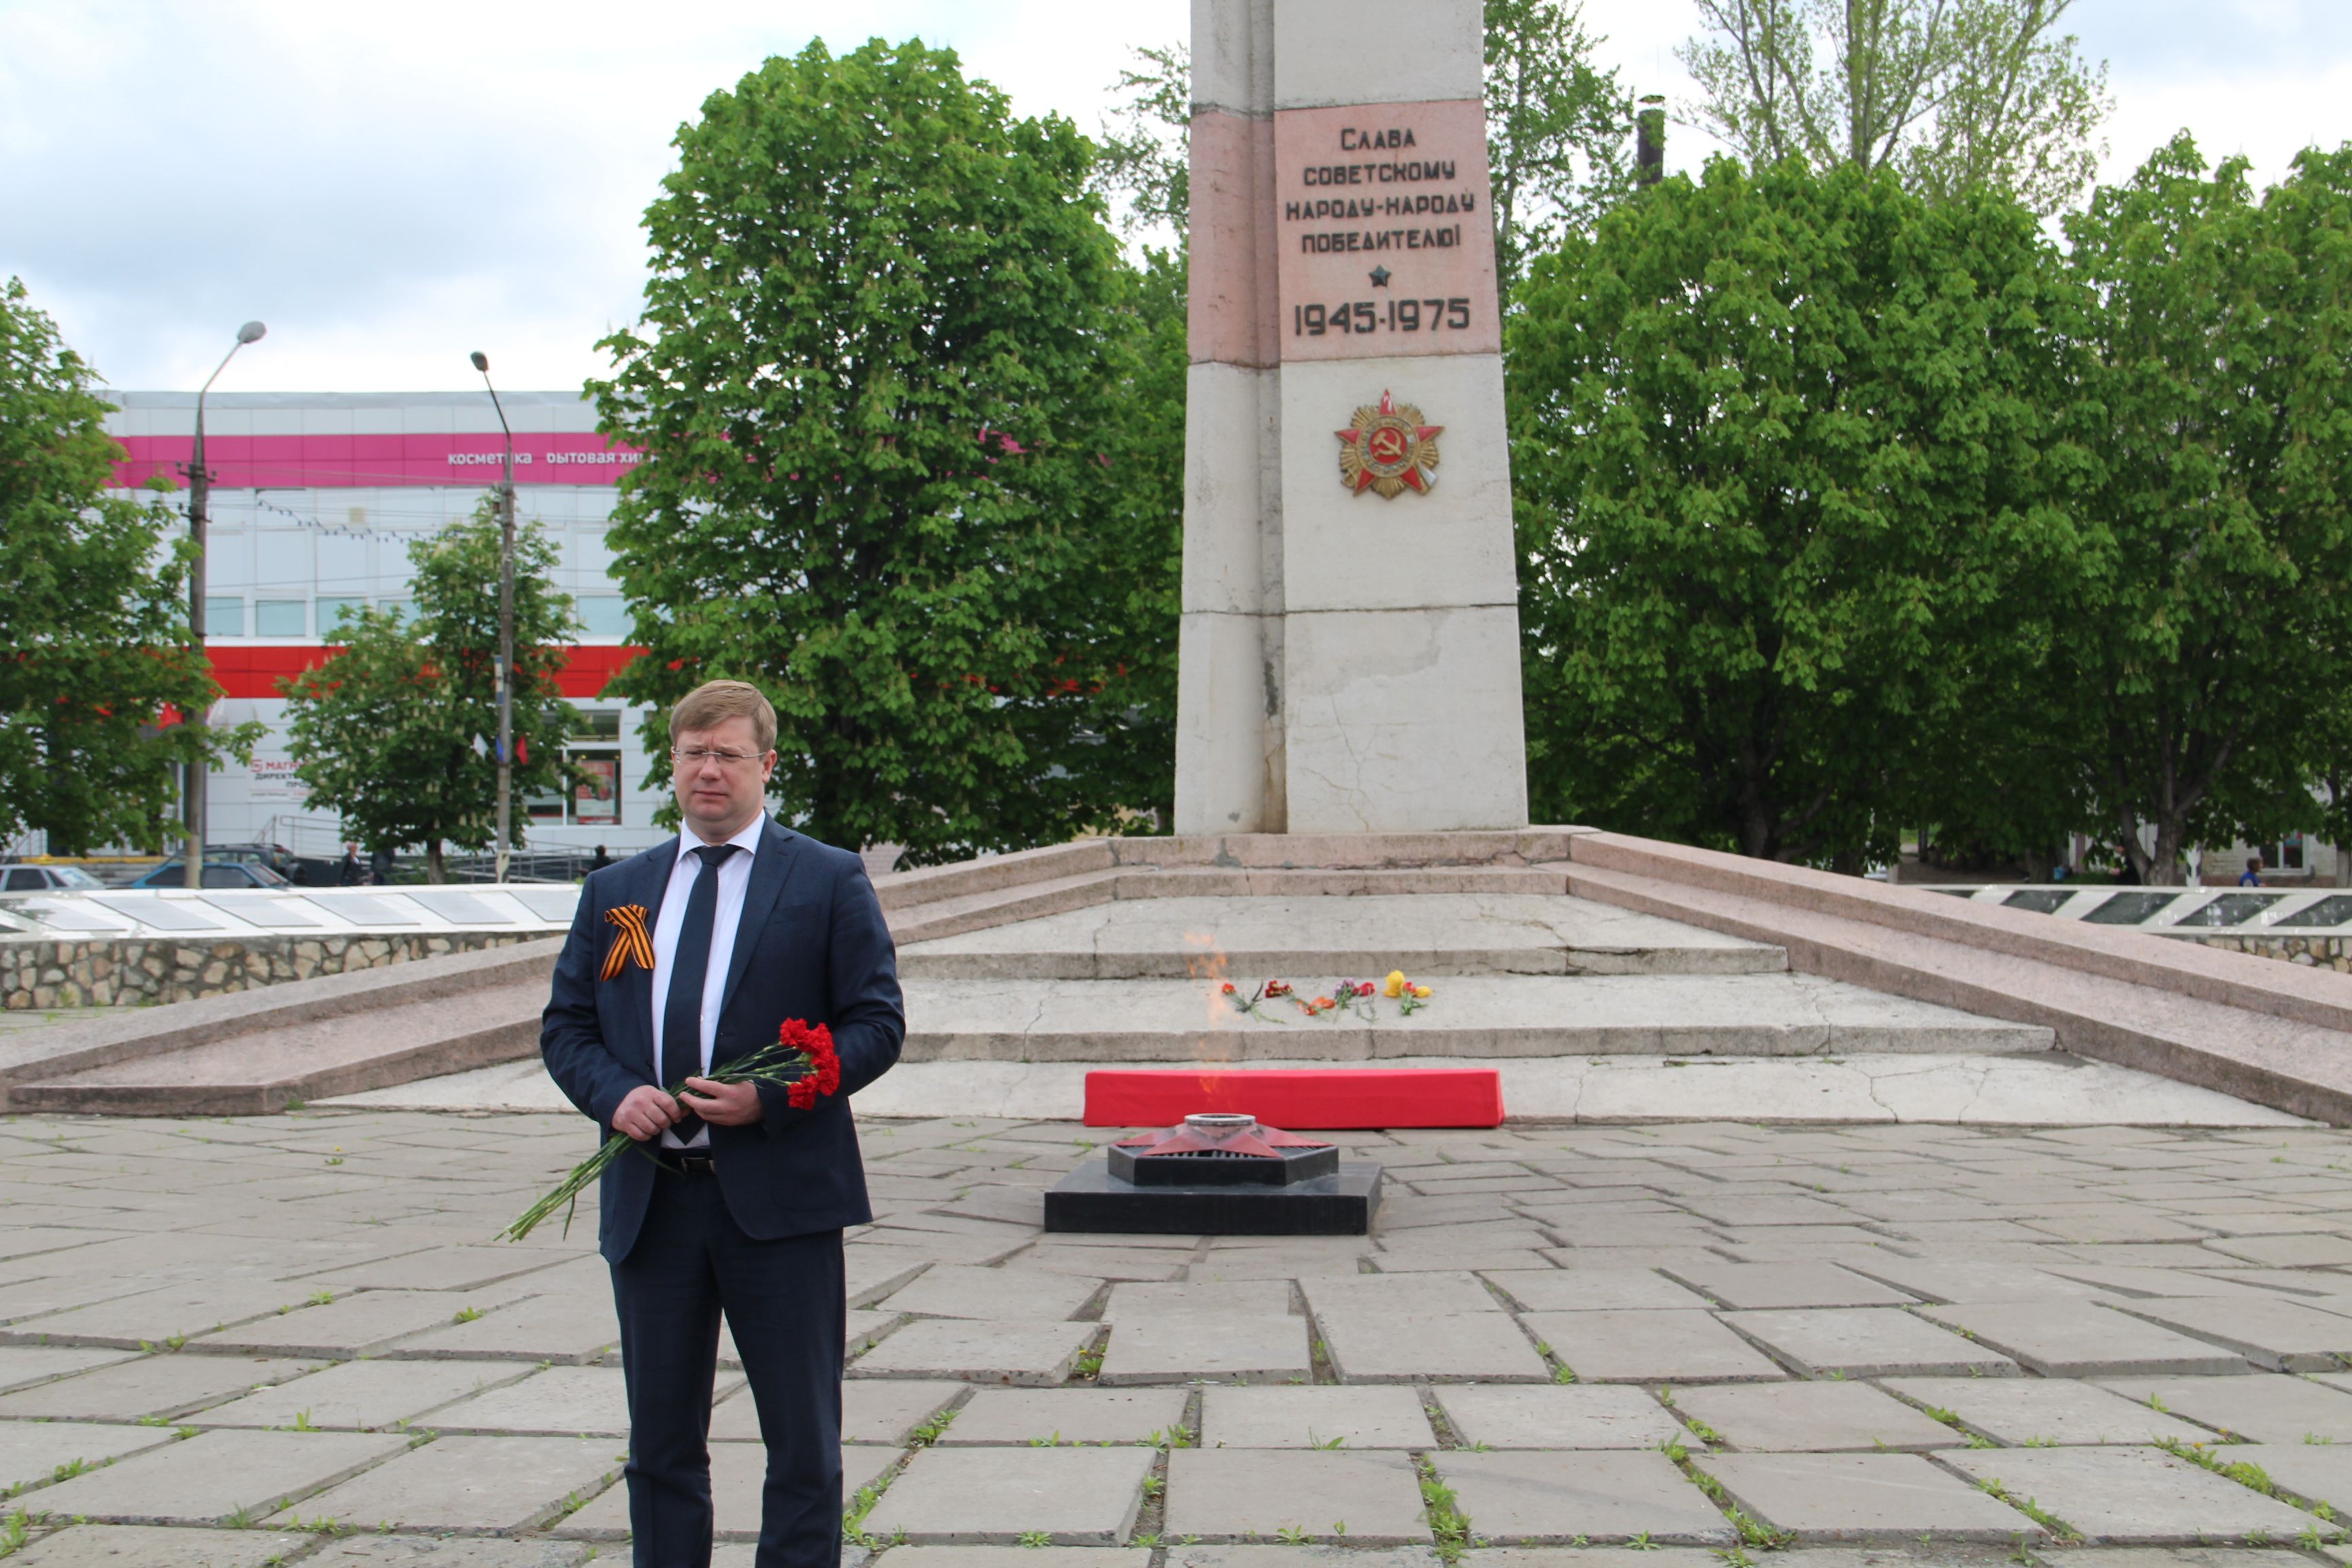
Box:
[109,431,649,491]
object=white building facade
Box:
[105,391,668,856]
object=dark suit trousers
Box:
[610,1164,845,1568]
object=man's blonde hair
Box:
[668,680,778,753]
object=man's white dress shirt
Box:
[648,815,765,1148]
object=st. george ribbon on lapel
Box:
[600,904,656,981]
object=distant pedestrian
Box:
[370,847,395,886]
[589,845,612,874]
[2241,855,2264,887]
[338,844,365,886]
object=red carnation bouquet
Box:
[504,1018,840,1241]
[780,1017,840,1109]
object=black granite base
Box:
[1043,1160,1383,1235]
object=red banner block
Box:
[1083,1068,1504,1130]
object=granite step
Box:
[10,979,545,1116]
[1561,838,2352,1123]
[898,894,1788,979]
[897,973,2053,1062]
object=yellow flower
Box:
[1412,984,1433,998]
[1384,970,1407,998]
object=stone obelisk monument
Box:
[1174,0,1529,836]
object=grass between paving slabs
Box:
[1411,1452,1472,1561]
[2157,1435,2345,1548]
[1965,1472,2082,1546]
[1659,1435,1791,1550]
[843,1399,962,1548]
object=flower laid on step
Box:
[502,1019,840,1243]
[1221,973,1432,1023]
[1222,981,1288,1024]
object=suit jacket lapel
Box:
[715,817,798,1043]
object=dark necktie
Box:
[662,843,740,1141]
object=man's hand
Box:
[613,1084,683,1141]
[680,1076,766,1126]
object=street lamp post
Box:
[470,352,516,885]
[182,321,267,890]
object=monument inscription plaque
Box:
[1175,0,1529,836]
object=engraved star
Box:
[1369,265,1392,287]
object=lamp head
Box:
[470,351,490,373]
[236,321,267,344]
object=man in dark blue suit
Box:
[542,679,903,1568]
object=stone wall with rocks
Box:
[2,931,544,1010]
[2183,932,2352,973]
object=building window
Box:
[204,596,244,636]
[2261,836,2306,872]
[525,711,626,827]
[576,596,630,637]
[377,598,416,623]
[317,598,367,634]
[255,600,306,637]
[572,754,622,825]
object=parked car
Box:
[0,864,107,894]
[127,859,293,890]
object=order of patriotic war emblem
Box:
[1337,391,1443,498]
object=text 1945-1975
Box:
[1294,298,1471,338]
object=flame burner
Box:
[1109,1114,1340,1187]
[1045,1111,1383,1235]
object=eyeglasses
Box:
[672,747,768,768]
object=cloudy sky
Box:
[3,0,2347,396]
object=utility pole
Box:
[1637,95,1667,188]
[471,353,516,884]
[182,321,267,889]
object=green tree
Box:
[1507,157,2095,863]
[591,38,1173,863]
[1679,0,2110,216]
[1486,0,1632,295]
[280,503,578,881]
[1095,42,1190,242]
[0,277,259,855]
[2051,136,2352,884]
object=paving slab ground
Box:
[1720,1307,2022,1377]
[1431,1450,1733,1542]
[937,1386,1187,1446]
[851,1319,1097,1386]
[860,1446,1154,1544]
[1431,1384,1691,1450]
[1877,1377,2217,1446]
[2,1103,2350,1561]
[1915,1303,2253,1377]
[1693,1452,2041,1541]
[5,1524,316,1567]
[1670,1380,1959,1451]
[188,1356,524,1431]
[1522,1309,1788,1383]
[284,1433,623,1531]
[1936,1446,2336,1544]
[1164,1448,1433,1542]
[1200,1384,1434,1448]
[1096,1311,1309,1383]
[2095,1374,2352,1443]
[30,1428,409,1524]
